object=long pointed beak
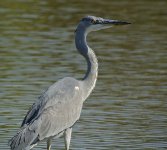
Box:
[102,19,131,25]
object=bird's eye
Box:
[91,19,96,24]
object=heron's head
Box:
[76,16,130,34]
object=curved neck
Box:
[75,27,98,96]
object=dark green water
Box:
[0,0,167,149]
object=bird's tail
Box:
[8,125,39,150]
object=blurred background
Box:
[0,0,166,149]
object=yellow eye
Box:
[91,19,96,24]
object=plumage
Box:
[9,16,130,150]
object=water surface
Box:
[0,0,167,149]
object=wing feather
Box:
[21,77,83,140]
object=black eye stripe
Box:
[91,20,96,24]
[92,20,102,24]
[81,17,101,24]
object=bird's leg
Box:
[64,128,72,150]
[47,138,52,150]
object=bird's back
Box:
[9,77,84,149]
[22,77,83,125]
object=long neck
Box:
[75,27,98,97]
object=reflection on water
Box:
[0,0,167,149]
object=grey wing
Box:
[21,90,50,127]
[21,78,68,126]
[32,96,83,141]
[26,77,84,140]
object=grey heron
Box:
[9,16,130,150]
